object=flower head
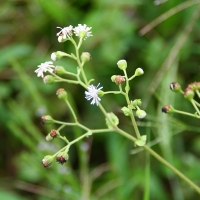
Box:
[85,83,103,106]
[73,24,92,40]
[56,26,73,42]
[35,61,55,78]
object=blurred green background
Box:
[0,0,200,199]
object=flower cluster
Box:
[57,24,92,42]
[35,24,93,78]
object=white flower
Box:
[85,83,103,106]
[51,53,57,61]
[35,61,55,78]
[136,109,147,119]
[73,24,92,40]
[56,26,73,42]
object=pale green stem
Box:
[71,37,88,85]
[190,99,200,116]
[194,99,200,107]
[64,99,77,122]
[173,108,200,119]
[103,91,121,95]
[143,145,200,194]
[57,124,67,131]
[123,69,130,93]
[196,90,200,98]
[128,74,136,81]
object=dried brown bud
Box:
[115,75,125,85]
[56,155,68,165]
[161,105,175,114]
[50,129,58,138]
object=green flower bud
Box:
[98,90,104,97]
[170,82,182,92]
[41,115,54,125]
[136,109,146,119]
[117,60,127,70]
[188,82,200,91]
[134,68,144,76]
[54,66,67,75]
[111,75,117,82]
[121,107,130,116]
[56,88,67,100]
[131,99,142,107]
[161,105,175,114]
[43,75,55,84]
[46,134,53,141]
[42,155,54,167]
[51,51,68,61]
[81,52,91,63]
[184,88,194,100]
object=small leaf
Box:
[105,112,119,129]
[141,135,147,141]
[121,106,130,116]
[135,140,146,147]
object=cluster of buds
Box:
[162,81,200,115]
[121,99,146,119]
[42,151,69,167]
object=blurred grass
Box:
[0,0,200,199]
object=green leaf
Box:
[105,112,119,129]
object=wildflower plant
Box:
[35,24,200,195]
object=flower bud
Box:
[58,36,68,43]
[42,155,54,167]
[51,51,67,61]
[43,75,55,84]
[56,152,69,165]
[184,88,194,100]
[111,75,117,82]
[54,66,67,75]
[121,107,130,116]
[46,129,58,141]
[97,90,104,97]
[56,88,67,100]
[46,134,53,141]
[134,68,144,76]
[114,75,125,85]
[136,109,146,119]
[188,82,200,91]
[117,60,127,70]
[131,99,142,107]
[161,105,175,114]
[41,115,54,124]
[170,82,182,92]
[81,52,91,63]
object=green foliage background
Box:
[0,0,199,199]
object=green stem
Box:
[173,109,200,119]
[71,38,88,85]
[196,90,200,98]
[142,145,200,194]
[64,99,78,121]
[103,91,121,95]
[128,74,136,81]
[190,99,200,116]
